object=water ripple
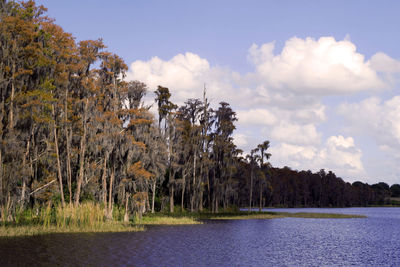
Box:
[1,208,400,266]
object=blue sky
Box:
[37,0,400,185]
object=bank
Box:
[0,210,365,238]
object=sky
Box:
[36,0,400,185]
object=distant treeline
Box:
[236,165,400,208]
[0,1,398,222]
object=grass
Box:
[0,202,142,237]
[0,221,143,237]
[141,210,366,223]
[140,215,202,225]
[388,198,400,206]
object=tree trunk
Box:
[0,96,4,206]
[169,182,174,213]
[107,163,115,219]
[207,167,211,210]
[215,194,219,213]
[6,191,12,222]
[146,187,150,212]
[211,190,215,213]
[259,179,262,212]
[223,193,227,210]
[191,153,196,212]
[124,192,130,222]
[0,150,2,206]
[52,105,65,207]
[8,65,15,131]
[20,180,26,209]
[101,152,108,207]
[211,170,216,213]
[181,173,186,212]
[199,189,203,212]
[151,179,156,213]
[20,140,30,207]
[249,166,253,212]
[167,116,174,213]
[65,89,72,205]
[66,128,72,205]
[74,99,88,206]
[198,163,204,212]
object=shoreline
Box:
[0,222,144,238]
[0,211,366,238]
[243,205,400,209]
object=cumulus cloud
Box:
[270,122,321,146]
[236,108,277,126]
[125,35,400,183]
[270,135,364,179]
[127,52,258,109]
[232,133,248,148]
[249,36,385,94]
[370,52,400,73]
[271,143,317,164]
[127,36,388,111]
[127,52,210,104]
[339,96,400,153]
[337,96,400,184]
[369,52,400,86]
[324,136,364,176]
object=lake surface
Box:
[1,207,400,266]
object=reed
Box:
[0,222,143,237]
[55,202,104,228]
[0,202,145,237]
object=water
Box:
[1,208,400,266]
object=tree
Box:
[154,86,177,212]
[73,39,106,206]
[212,102,238,213]
[256,140,271,211]
[246,149,258,212]
[390,184,400,198]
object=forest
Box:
[0,1,399,224]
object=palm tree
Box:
[246,149,259,212]
[257,141,271,211]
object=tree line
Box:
[0,1,398,222]
[236,165,400,209]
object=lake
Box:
[1,207,400,266]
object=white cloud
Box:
[370,52,400,73]
[236,108,277,126]
[290,104,326,124]
[232,133,248,148]
[250,36,385,95]
[270,135,364,180]
[270,122,321,146]
[337,96,400,184]
[271,143,317,164]
[127,52,210,104]
[339,96,400,153]
[324,136,364,176]
[247,42,275,65]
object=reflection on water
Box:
[1,208,400,266]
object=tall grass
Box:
[55,202,104,228]
[0,202,144,237]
